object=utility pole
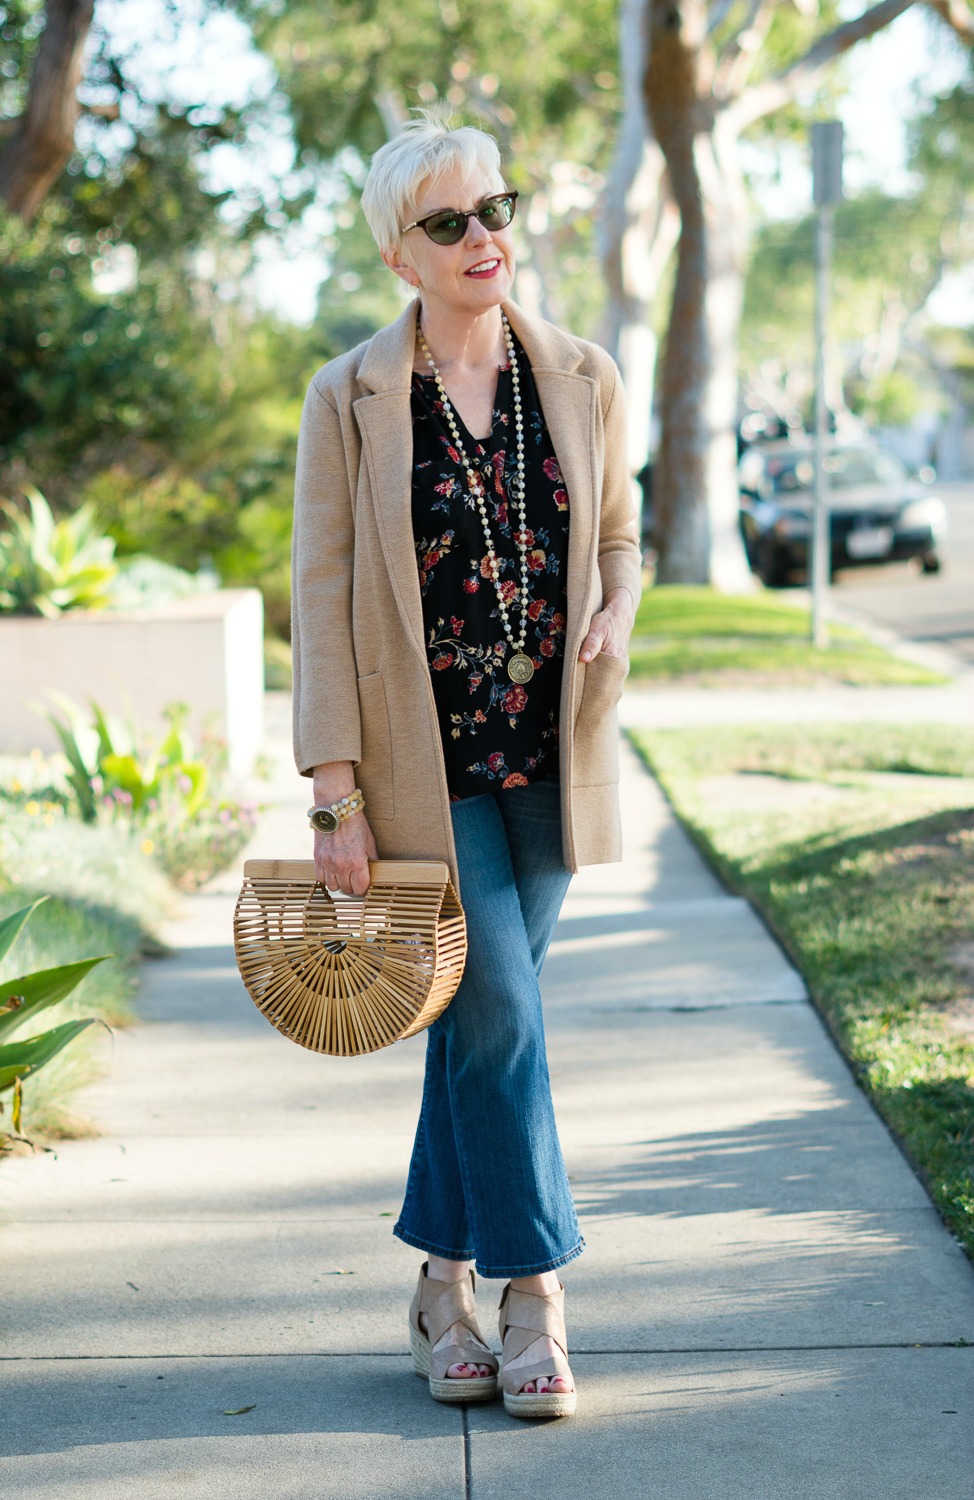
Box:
[810,121,843,649]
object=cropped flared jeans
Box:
[393,773,584,1279]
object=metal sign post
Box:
[810,121,843,649]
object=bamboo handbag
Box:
[233,859,467,1056]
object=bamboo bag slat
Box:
[233,859,467,1056]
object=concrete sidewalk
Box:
[2,693,973,1498]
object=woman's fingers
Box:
[578,606,629,661]
[313,814,377,894]
[578,625,606,662]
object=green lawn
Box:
[630,585,947,686]
[631,721,974,1262]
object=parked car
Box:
[738,440,947,587]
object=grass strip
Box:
[630,585,946,686]
[630,720,974,1262]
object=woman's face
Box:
[384,164,516,317]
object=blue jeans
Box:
[393,774,583,1279]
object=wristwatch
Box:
[307,789,365,833]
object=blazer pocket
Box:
[572,652,629,788]
[356,672,395,820]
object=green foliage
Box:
[42,697,257,889]
[848,369,923,427]
[632,722,974,1259]
[0,897,111,1148]
[742,63,974,414]
[0,486,118,615]
[252,0,623,341]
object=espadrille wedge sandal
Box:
[408,1262,498,1404]
[498,1281,576,1419]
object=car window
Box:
[765,456,814,494]
[761,446,905,495]
[823,449,906,487]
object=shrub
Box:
[42,697,257,890]
[0,779,174,1138]
[0,487,118,616]
[0,898,111,1152]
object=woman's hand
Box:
[314,810,377,896]
[311,760,377,895]
[578,587,635,662]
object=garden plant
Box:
[0,898,110,1153]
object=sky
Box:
[88,0,971,326]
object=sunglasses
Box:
[401,191,518,246]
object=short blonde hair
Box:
[361,115,505,255]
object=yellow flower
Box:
[140,838,155,856]
[25,800,40,816]
[42,814,54,828]
[10,779,22,793]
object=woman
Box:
[291,117,640,1419]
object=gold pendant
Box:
[507,652,535,684]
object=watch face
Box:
[311,808,340,833]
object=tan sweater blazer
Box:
[291,298,642,892]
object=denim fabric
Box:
[393,773,583,1279]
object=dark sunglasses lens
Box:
[477,195,516,229]
[425,211,466,245]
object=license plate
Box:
[846,526,893,559]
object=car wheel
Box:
[920,551,941,575]
[758,539,791,589]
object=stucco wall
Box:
[0,589,265,776]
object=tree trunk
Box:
[597,0,680,470]
[644,0,753,589]
[0,0,96,222]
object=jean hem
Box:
[392,1223,477,1262]
[473,1236,586,1281]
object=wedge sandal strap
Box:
[498,1283,572,1393]
[429,1336,498,1382]
[501,1351,573,1399]
[409,1264,497,1380]
[498,1284,569,1352]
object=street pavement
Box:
[1,691,973,1498]
[834,478,974,666]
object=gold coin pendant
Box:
[507,652,535,684]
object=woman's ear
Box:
[382,244,420,288]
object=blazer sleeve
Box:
[291,378,363,777]
[596,360,643,609]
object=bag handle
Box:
[242,859,451,887]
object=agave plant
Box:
[0,898,111,1148]
[0,487,118,616]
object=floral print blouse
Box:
[410,332,570,802]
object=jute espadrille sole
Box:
[503,1385,577,1419]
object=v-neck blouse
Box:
[409,333,571,802]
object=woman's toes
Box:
[447,1360,494,1379]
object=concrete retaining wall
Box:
[0,589,265,775]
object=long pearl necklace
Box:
[417,311,535,685]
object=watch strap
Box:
[308,789,365,832]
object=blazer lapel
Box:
[354,303,429,665]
